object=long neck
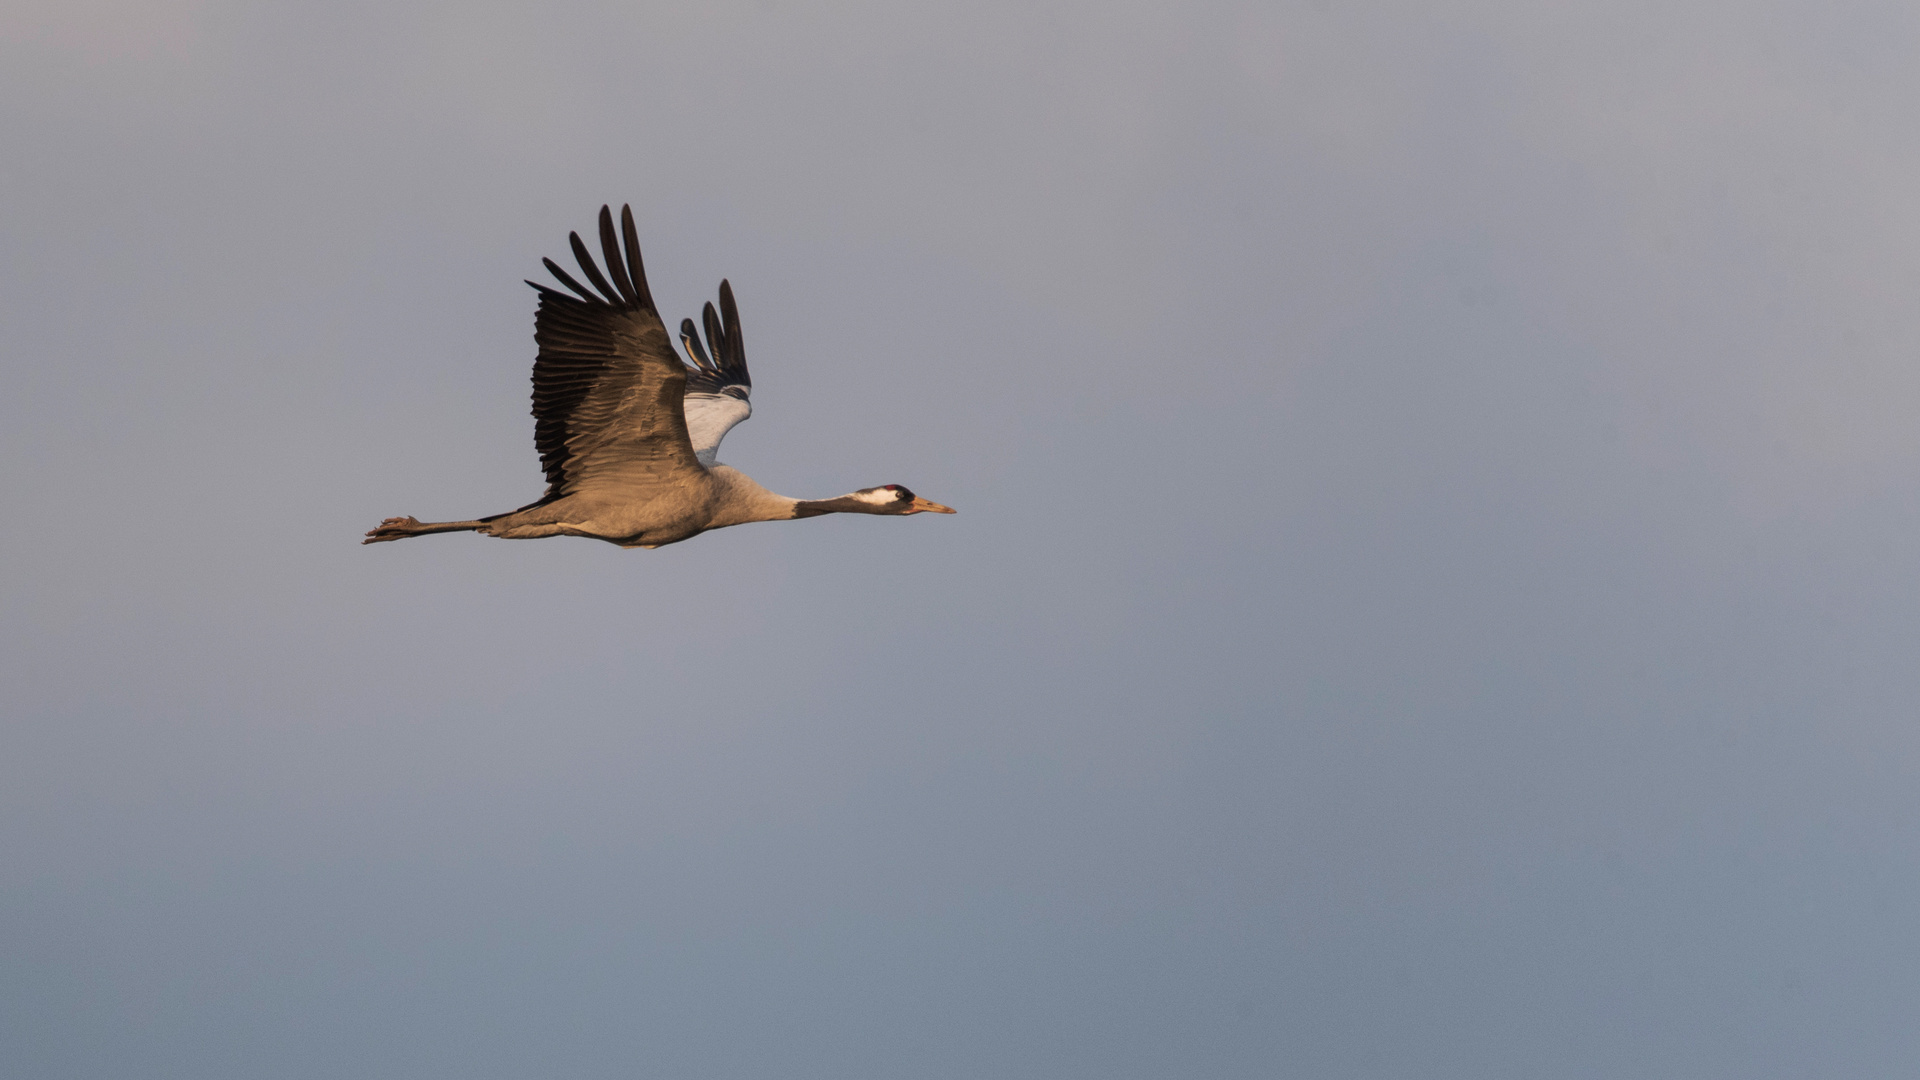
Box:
[790,496,876,518]
[705,465,802,526]
[707,466,887,526]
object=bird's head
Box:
[850,484,955,515]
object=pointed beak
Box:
[908,497,956,514]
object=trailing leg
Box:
[362,516,489,544]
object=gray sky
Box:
[5,1,1920,1076]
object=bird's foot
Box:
[362,516,423,544]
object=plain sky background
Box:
[5,1,1920,1076]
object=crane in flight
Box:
[364,204,953,549]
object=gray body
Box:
[447,466,799,549]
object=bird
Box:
[364,204,953,549]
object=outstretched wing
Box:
[677,279,753,467]
[525,205,704,501]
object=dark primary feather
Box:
[525,205,702,500]
[618,205,656,312]
[719,280,743,370]
[679,317,717,371]
[539,257,603,305]
[702,303,726,366]
[682,279,752,397]
[568,230,625,305]
[596,207,638,306]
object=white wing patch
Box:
[685,392,752,467]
